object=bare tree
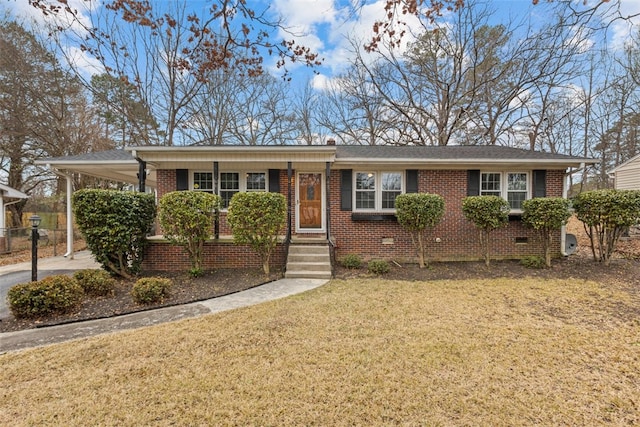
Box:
[316,45,396,146]
[223,74,297,145]
[28,0,321,80]
[0,20,107,224]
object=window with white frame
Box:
[355,171,403,211]
[506,172,528,210]
[193,172,214,193]
[193,171,266,208]
[219,172,240,208]
[480,172,529,211]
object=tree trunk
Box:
[417,232,425,268]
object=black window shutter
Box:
[340,169,352,211]
[176,169,189,191]
[467,170,480,196]
[268,169,280,193]
[533,170,546,198]
[406,170,418,193]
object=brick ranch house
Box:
[39,144,596,276]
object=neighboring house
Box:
[609,154,640,190]
[39,144,596,273]
[0,183,29,252]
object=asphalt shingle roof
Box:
[335,145,591,161]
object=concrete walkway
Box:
[0,251,328,353]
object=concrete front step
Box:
[284,270,332,279]
[286,261,332,272]
[287,254,331,263]
[285,244,332,279]
[288,245,329,254]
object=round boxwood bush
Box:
[341,254,363,269]
[368,260,390,275]
[7,275,84,319]
[519,255,546,269]
[131,277,173,305]
[73,269,117,297]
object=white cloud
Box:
[602,0,640,50]
[62,45,105,77]
[311,73,331,91]
[275,0,424,85]
[8,0,98,37]
[5,0,102,77]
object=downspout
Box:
[561,162,584,256]
[561,170,568,256]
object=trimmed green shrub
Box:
[341,254,363,269]
[462,196,510,266]
[131,277,173,305]
[73,269,117,297]
[396,193,445,268]
[573,189,640,266]
[520,255,546,269]
[158,191,222,277]
[522,197,571,267]
[7,275,84,319]
[227,192,286,277]
[368,260,390,275]
[73,189,156,278]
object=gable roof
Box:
[609,152,640,174]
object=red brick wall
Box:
[150,166,566,270]
[142,240,286,271]
[330,169,566,263]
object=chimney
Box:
[327,138,336,146]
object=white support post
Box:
[64,173,74,258]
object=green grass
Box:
[1,277,639,426]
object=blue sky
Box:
[6,0,640,89]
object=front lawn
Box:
[1,277,638,425]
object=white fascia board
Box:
[335,157,594,168]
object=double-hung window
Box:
[219,172,240,208]
[193,172,214,193]
[355,171,403,211]
[220,171,266,208]
[480,172,529,211]
[193,171,266,209]
[506,173,527,210]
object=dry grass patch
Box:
[1,277,639,426]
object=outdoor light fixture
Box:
[30,214,41,282]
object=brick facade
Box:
[146,166,567,271]
[330,169,564,262]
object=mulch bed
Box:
[2,224,639,333]
[0,269,280,333]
